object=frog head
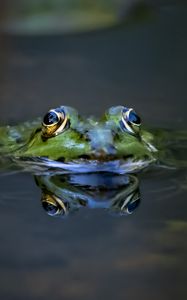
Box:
[15,105,157,173]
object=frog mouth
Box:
[11,155,156,175]
[56,153,136,163]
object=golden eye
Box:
[42,108,68,138]
[121,107,141,135]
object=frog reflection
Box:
[35,173,140,217]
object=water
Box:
[0,4,187,300]
[0,169,186,299]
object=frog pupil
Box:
[127,197,140,213]
[128,111,141,125]
[43,111,59,125]
[42,202,58,215]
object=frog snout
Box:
[88,129,117,158]
[91,143,117,158]
[104,144,117,155]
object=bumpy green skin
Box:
[0,119,41,154]
[0,106,157,165]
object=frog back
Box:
[0,119,41,155]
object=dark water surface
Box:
[0,4,187,300]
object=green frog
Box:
[0,105,186,174]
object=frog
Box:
[0,105,186,174]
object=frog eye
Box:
[43,110,60,126]
[41,192,67,217]
[121,107,141,135]
[42,108,68,138]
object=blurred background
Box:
[0,0,186,125]
[0,1,187,300]
[0,1,173,34]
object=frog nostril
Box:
[92,144,117,157]
[88,128,117,157]
[106,144,117,155]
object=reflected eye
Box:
[42,201,59,216]
[126,196,140,214]
[121,107,141,135]
[42,108,68,138]
[41,192,67,217]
